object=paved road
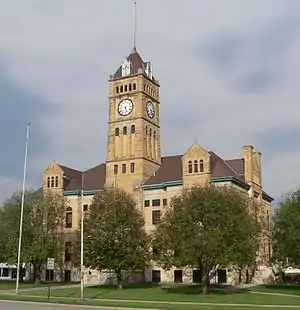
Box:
[0,300,156,310]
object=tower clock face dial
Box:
[118,99,133,116]
[146,100,155,118]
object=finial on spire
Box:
[132,1,137,53]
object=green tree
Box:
[153,184,260,294]
[272,188,300,267]
[83,187,150,289]
[0,189,67,282]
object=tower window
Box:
[199,159,204,172]
[149,128,152,137]
[120,85,123,93]
[116,86,119,93]
[153,131,156,139]
[188,161,192,174]
[129,84,132,91]
[115,127,119,136]
[55,176,59,187]
[133,83,136,90]
[194,160,198,173]
[51,176,54,187]
[131,125,136,133]
[124,85,128,92]
[146,126,148,135]
[123,126,127,135]
[122,164,126,174]
[47,177,50,188]
[130,163,135,173]
[114,165,118,175]
[83,204,88,212]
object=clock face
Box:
[146,100,155,118]
[118,99,133,116]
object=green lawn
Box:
[21,284,300,307]
[249,284,300,296]
[0,294,299,310]
[0,280,78,290]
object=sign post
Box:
[46,258,55,300]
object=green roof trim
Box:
[262,191,273,203]
[63,190,101,197]
[211,176,250,191]
[142,176,274,202]
[142,180,182,191]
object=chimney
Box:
[253,150,262,185]
[243,145,253,184]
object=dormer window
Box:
[199,159,204,172]
[145,61,153,79]
[194,160,198,173]
[188,161,192,173]
[122,59,131,77]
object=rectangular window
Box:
[129,84,132,91]
[130,163,135,173]
[163,198,167,206]
[122,164,126,174]
[116,86,119,93]
[66,213,72,228]
[120,85,123,92]
[83,204,88,212]
[152,210,161,225]
[174,270,183,283]
[2,268,9,277]
[152,199,161,207]
[65,242,72,262]
[124,85,128,92]
[114,164,118,175]
[133,83,136,90]
[152,270,161,283]
[144,200,150,207]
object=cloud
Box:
[0,0,300,202]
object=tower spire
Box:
[132,1,137,53]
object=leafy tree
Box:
[0,189,67,282]
[153,184,260,294]
[83,187,150,289]
[272,188,300,267]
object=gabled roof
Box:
[112,48,158,83]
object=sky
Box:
[0,0,300,203]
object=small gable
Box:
[44,161,63,174]
[182,143,210,175]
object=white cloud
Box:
[0,0,300,201]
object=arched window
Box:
[47,177,50,188]
[51,176,54,187]
[123,126,127,135]
[194,160,198,173]
[115,127,119,136]
[66,207,72,228]
[188,161,192,173]
[131,125,135,133]
[55,176,59,187]
[199,159,204,172]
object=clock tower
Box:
[105,48,162,191]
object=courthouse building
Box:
[43,46,273,284]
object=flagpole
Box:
[80,173,84,301]
[16,122,31,294]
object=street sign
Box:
[47,258,55,270]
